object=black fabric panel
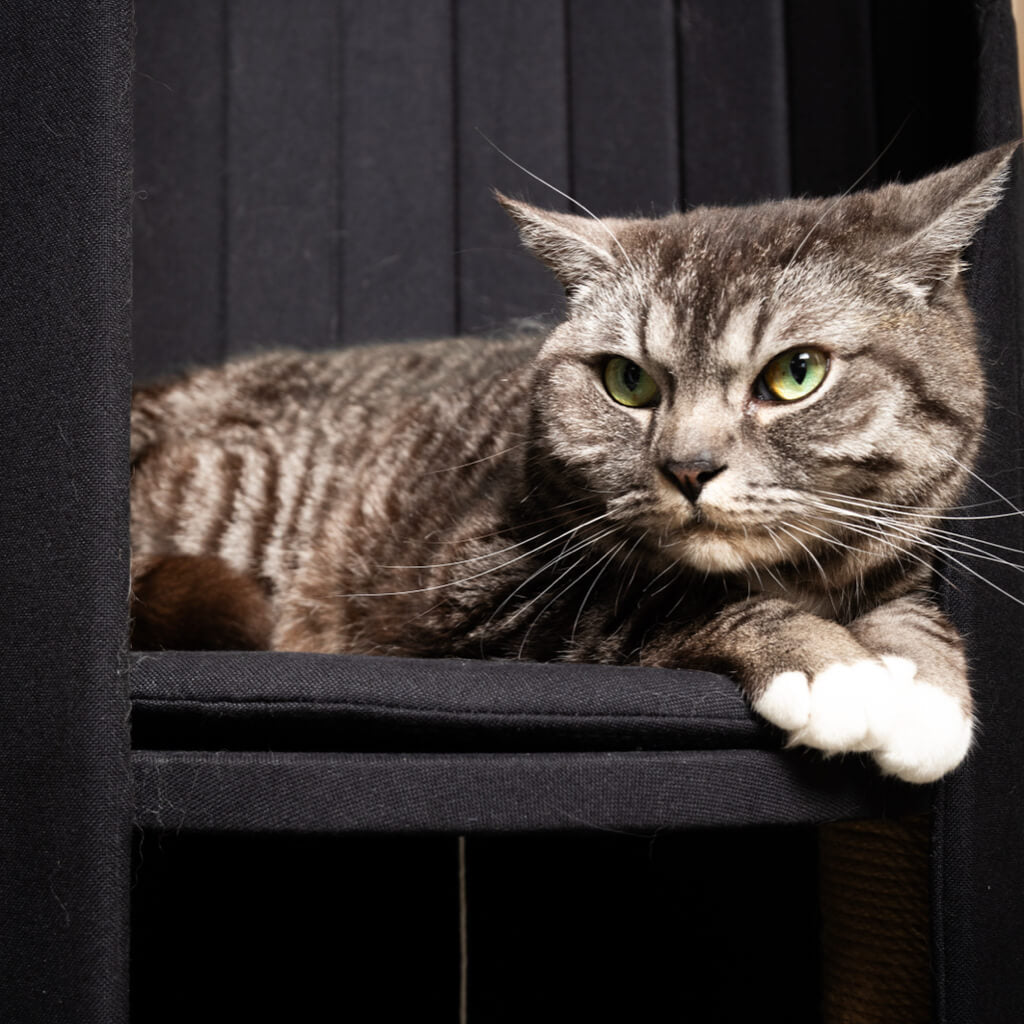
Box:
[568,0,679,214]
[933,4,1024,1022]
[131,832,460,1022]
[132,748,927,834]
[225,0,339,355]
[338,0,458,343]
[129,650,770,752]
[785,0,877,197]
[0,2,133,1020]
[465,829,821,1022]
[678,0,790,205]
[133,0,227,379]
[869,0,975,183]
[455,0,569,333]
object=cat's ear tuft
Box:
[885,141,1019,302]
[495,192,620,295]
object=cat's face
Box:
[503,145,1014,578]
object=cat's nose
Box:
[663,460,727,504]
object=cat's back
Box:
[132,334,541,457]
[130,333,543,589]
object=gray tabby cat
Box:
[131,143,1018,784]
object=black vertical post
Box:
[0,2,133,1020]
[934,4,1024,1023]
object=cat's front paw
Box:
[753,656,972,783]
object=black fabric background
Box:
[1,0,1020,1021]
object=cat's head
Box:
[501,144,1016,582]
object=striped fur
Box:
[131,144,1018,781]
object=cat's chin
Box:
[670,526,787,575]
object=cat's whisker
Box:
[760,527,792,591]
[571,538,630,644]
[485,525,620,628]
[663,573,695,619]
[640,559,678,595]
[776,521,832,592]
[809,505,1024,600]
[424,442,528,475]
[806,500,1024,570]
[811,489,1024,523]
[383,498,599,568]
[940,451,1024,518]
[806,513,963,594]
[813,487,1014,515]
[614,530,650,617]
[341,512,615,598]
[915,524,1024,559]
[646,563,687,603]
[514,533,625,658]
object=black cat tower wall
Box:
[2,1,1023,1021]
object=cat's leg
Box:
[640,597,970,783]
[131,553,274,650]
[845,595,972,783]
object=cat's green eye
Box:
[759,348,829,402]
[603,356,660,408]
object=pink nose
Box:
[663,461,726,504]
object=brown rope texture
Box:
[819,815,932,1024]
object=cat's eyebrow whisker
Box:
[773,115,908,297]
[475,129,639,276]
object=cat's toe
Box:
[795,660,892,753]
[754,661,887,751]
[872,682,974,784]
[753,670,811,731]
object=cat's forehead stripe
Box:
[642,295,681,367]
[714,301,764,369]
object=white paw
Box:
[871,682,974,784]
[753,657,973,783]
[754,659,892,753]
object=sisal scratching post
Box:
[819,816,932,1024]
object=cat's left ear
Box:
[496,193,626,295]
[884,141,1019,302]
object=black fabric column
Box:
[0,2,133,1019]
[933,3,1024,1021]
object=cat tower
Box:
[1,1,1021,1020]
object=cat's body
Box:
[131,144,1018,783]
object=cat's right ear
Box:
[495,192,620,295]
